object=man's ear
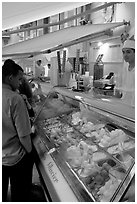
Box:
[8,75,13,81]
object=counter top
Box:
[33,100,135,202]
[39,82,134,122]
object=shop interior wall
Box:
[115,2,135,36]
[90,2,135,33]
[89,37,123,75]
[88,2,135,83]
[89,62,123,85]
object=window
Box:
[50,14,59,32]
[43,17,49,34]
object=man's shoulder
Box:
[8,90,23,102]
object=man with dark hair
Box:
[2,59,34,201]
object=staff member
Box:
[35,59,45,80]
[115,39,135,106]
[2,59,33,201]
[63,58,73,87]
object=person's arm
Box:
[12,95,33,152]
[20,94,31,108]
[20,94,35,117]
[20,135,32,153]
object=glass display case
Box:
[32,91,135,202]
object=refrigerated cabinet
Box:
[32,92,135,202]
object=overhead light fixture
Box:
[99,43,109,54]
[98,42,103,47]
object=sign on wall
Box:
[89,43,123,63]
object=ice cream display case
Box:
[33,92,135,202]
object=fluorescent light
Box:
[98,42,103,47]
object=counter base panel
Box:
[33,135,79,202]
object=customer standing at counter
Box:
[35,59,45,80]
[115,39,135,106]
[2,59,33,201]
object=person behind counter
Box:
[114,39,135,106]
[35,59,45,81]
[63,58,73,87]
[2,59,34,202]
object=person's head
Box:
[47,64,51,69]
[19,76,33,100]
[36,60,42,66]
[122,39,135,65]
[67,58,71,63]
[2,59,24,91]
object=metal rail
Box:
[3,2,121,35]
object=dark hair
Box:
[122,48,135,53]
[47,64,51,69]
[2,59,23,81]
[37,60,42,64]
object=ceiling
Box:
[2,2,88,30]
[2,2,127,59]
[2,22,125,57]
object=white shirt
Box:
[35,64,45,78]
[62,61,73,86]
[121,62,135,106]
